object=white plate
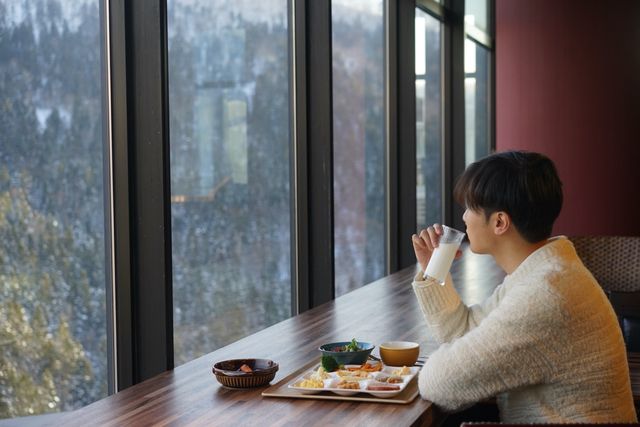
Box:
[287,363,420,398]
[364,384,404,398]
[289,386,323,395]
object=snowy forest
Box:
[0,0,386,419]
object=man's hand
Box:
[412,224,462,272]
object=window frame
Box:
[415,0,495,231]
[105,0,133,392]
[293,0,335,311]
[101,0,495,391]
[108,0,173,388]
[464,0,494,165]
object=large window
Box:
[464,0,492,165]
[464,39,490,165]
[332,0,386,297]
[0,0,109,418]
[415,8,443,230]
[167,0,292,365]
[465,0,489,34]
[0,0,495,409]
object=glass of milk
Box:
[423,225,466,285]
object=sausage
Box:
[367,384,400,391]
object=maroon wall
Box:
[495,0,640,236]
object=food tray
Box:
[287,363,420,399]
[262,360,421,404]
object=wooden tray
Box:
[262,359,420,404]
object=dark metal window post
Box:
[394,0,418,270]
[290,0,337,313]
[105,0,134,392]
[107,0,174,389]
[125,0,174,382]
[447,0,467,231]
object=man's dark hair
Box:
[453,151,563,243]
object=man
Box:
[412,151,636,423]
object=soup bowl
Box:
[379,341,420,366]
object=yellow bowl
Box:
[379,341,420,367]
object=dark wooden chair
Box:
[460,423,640,427]
[454,238,640,427]
[570,236,640,351]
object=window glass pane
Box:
[464,39,490,165]
[465,0,488,34]
[415,9,443,231]
[0,0,109,418]
[167,1,292,365]
[332,0,386,297]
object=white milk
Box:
[424,242,459,284]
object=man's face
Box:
[462,207,494,254]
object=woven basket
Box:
[212,359,279,389]
[214,371,277,388]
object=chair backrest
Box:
[570,236,640,292]
[460,424,640,427]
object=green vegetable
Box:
[321,355,339,372]
[345,338,360,352]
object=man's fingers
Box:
[412,234,425,249]
[418,229,434,252]
[426,226,439,248]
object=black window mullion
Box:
[442,4,453,227]
[489,0,496,154]
[395,0,416,270]
[446,0,466,230]
[291,0,310,314]
[386,0,398,274]
[304,0,334,309]
[125,0,173,382]
[106,0,134,392]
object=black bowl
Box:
[318,341,375,366]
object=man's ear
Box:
[492,211,511,235]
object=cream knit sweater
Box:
[412,236,637,423]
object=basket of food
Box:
[212,358,279,388]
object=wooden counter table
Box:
[9,245,639,426]
[46,246,506,427]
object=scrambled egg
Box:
[297,378,324,389]
[296,367,331,389]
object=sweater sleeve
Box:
[412,270,505,344]
[417,284,557,412]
